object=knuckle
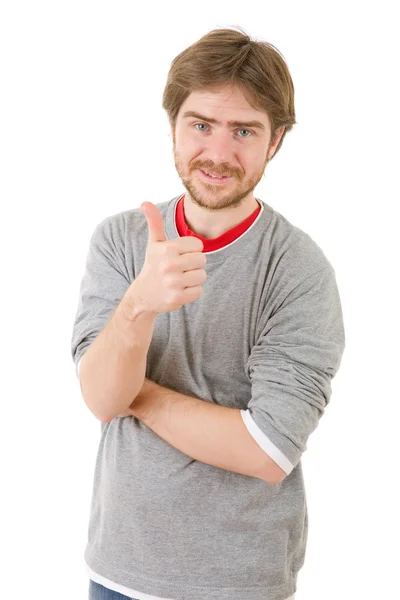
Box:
[195,240,204,252]
[169,290,181,305]
[161,257,179,275]
[158,262,168,275]
[159,261,172,275]
[164,273,176,288]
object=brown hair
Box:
[162,26,297,161]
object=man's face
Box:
[171,84,284,211]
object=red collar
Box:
[175,195,261,253]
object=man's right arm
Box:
[79,287,158,423]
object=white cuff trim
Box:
[240,409,294,475]
[76,357,82,379]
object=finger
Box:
[140,202,167,244]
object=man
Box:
[72,27,345,600]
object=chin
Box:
[191,190,249,212]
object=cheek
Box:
[246,149,268,171]
[177,126,205,149]
[176,143,202,168]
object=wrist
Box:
[130,378,162,425]
[109,297,157,354]
[119,281,158,323]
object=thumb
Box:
[140,202,167,243]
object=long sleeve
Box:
[243,265,346,474]
[71,215,132,378]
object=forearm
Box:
[80,289,158,423]
[124,381,284,484]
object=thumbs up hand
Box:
[126,202,207,315]
[141,201,168,244]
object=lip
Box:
[198,169,232,184]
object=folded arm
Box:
[117,378,286,485]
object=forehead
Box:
[178,84,271,129]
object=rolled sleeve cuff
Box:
[76,357,82,380]
[240,409,295,476]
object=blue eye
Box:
[194,123,253,137]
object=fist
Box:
[127,201,207,315]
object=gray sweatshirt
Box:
[71,194,345,600]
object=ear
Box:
[267,126,285,160]
[169,121,176,143]
[169,117,176,136]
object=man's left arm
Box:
[117,265,345,485]
[118,378,286,485]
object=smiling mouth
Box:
[198,169,232,183]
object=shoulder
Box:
[262,202,336,281]
[92,198,172,244]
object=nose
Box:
[204,128,236,166]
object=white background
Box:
[1,1,399,599]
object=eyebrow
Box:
[182,110,266,131]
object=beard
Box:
[172,141,270,212]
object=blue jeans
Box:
[89,579,139,600]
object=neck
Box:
[183,193,259,239]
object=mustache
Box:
[191,162,240,178]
